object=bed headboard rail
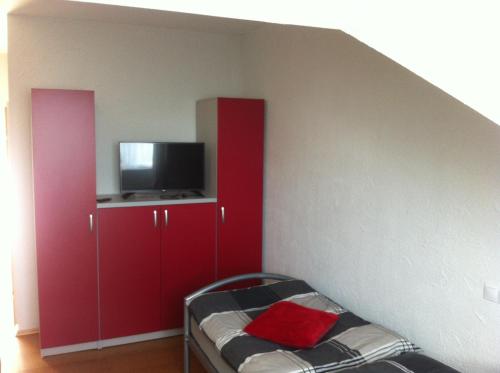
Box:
[183,272,295,373]
[185,272,295,306]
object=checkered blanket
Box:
[340,352,459,372]
[189,279,423,372]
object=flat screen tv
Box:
[119,142,204,193]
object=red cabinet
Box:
[217,98,264,280]
[32,89,98,349]
[161,203,216,329]
[197,98,265,282]
[98,202,216,338]
[98,206,162,339]
[32,92,262,353]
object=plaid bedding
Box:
[340,352,459,372]
[189,279,422,373]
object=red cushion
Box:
[243,301,339,349]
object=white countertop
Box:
[97,194,217,208]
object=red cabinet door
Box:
[98,206,162,339]
[32,89,98,348]
[161,203,216,329]
[217,98,264,280]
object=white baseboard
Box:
[16,328,39,336]
[40,328,183,357]
[97,329,183,349]
[41,341,98,357]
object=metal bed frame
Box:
[183,273,295,373]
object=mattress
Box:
[190,317,235,373]
[188,279,459,373]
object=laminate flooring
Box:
[2,333,205,373]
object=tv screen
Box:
[120,142,204,192]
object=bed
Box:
[183,273,459,373]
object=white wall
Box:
[242,25,500,373]
[0,53,6,104]
[0,53,16,343]
[7,15,243,331]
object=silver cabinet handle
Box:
[164,209,168,226]
[89,213,94,232]
[221,206,225,224]
[153,210,158,227]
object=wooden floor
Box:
[4,334,206,373]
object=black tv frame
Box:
[118,141,205,194]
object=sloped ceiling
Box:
[4,0,500,125]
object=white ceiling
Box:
[2,0,500,125]
[5,0,264,35]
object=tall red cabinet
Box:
[32,89,98,350]
[197,98,264,280]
